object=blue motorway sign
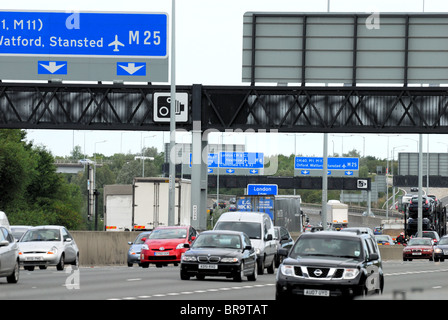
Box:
[220,152,264,169]
[237,196,274,220]
[295,157,359,170]
[0,11,167,58]
[247,184,278,195]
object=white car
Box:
[18,226,79,271]
[0,226,19,283]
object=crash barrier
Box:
[71,231,140,266]
[70,231,405,267]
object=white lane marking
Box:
[107,283,274,300]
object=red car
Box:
[140,226,197,268]
[403,237,434,261]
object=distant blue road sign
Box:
[295,157,359,170]
[220,152,264,169]
[247,184,278,195]
[0,11,167,58]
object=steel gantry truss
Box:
[1,83,448,133]
[2,82,448,230]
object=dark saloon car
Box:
[433,236,448,262]
[180,230,257,282]
[276,231,383,299]
[403,237,434,261]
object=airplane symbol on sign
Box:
[108,35,125,52]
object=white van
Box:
[214,211,277,275]
[0,211,10,231]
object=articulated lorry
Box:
[132,177,191,230]
[326,200,349,230]
[104,178,192,231]
[104,185,133,231]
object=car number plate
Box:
[304,289,330,297]
[26,256,43,261]
[154,252,170,256]
[199,264,218,270]
[412,252,422,255]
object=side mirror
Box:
[0,240,9,247]
[65,238,72,242]
[141,237,147,242]
[183,243,190,249]
[369,253,379,261]
[265,234,273,241]
[244,245,252,251]
[278,248,289,257]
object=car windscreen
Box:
[135,232,151,244]
[148,228,187,239]
[408,238,432,246]
[214,221,261,239]
[438,238,448,245]
[192,233,242,249]
[20,229,61,242]
[290,236,363,260]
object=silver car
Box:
[18,226,79,271]
[127,231,151,267]
[0,226,19,283]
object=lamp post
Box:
[391,145,407,211]
[93,140,106,231]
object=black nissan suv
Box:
[275,231,384,299]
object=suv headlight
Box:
[280,264,295,276]
[434,248,443,254]
[343,268,359,280]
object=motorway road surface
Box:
[2,261,448,300]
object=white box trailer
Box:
[104,185,133,231]
[327,200,349,230]
[133,177,191,231]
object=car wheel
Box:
[267,259,275,274]
[7,260,19,284]
[247,263,257,281]
[72,254,79,267]
[257,258,265,275]
[56,254,65,271]
[180,271,190,280]
[233,263,244,282]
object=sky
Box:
[7,0,448,160]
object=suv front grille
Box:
[293,266,346,280]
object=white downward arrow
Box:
[39,62,65,73]
[118,63,144,75]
